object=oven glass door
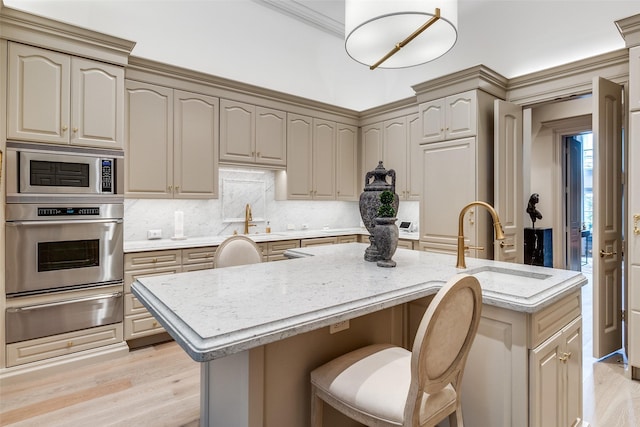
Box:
[19,151,102,194]
[5,219,123,295]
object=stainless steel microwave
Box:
[5,142,124,203]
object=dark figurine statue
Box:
[527,193,543,226]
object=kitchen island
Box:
[132,243,587,427]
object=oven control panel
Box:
[37,207,101,216]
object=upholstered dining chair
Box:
[310,273,482,427]
[213,235,263,268]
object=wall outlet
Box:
[301,223,309,230]
[287,224,295,230]
[147,229,162,240]
[329,320,350,334]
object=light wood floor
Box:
[1,264,640,426]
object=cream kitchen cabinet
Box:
[219,99,286,167]
[336,123,359,201]
[125,81,219,199]
[382,114,421,200]
[419,90,477,143]
[7,42,124,149]
[285,114,336,200]
[530,316,582,427]
[361,122,384,180]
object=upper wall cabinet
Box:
[336,123,358,201]
[125,81,219,199]
[7,42,124,149]
[419,90,477,143]
[219,99,286,167]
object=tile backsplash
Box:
[124,167,419,241]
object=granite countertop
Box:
[131,242,587,362]
[124,227,420,252]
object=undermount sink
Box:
[466,266,552,282]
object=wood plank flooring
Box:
[1,264,640,426]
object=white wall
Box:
[124,167,419,241]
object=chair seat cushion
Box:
[311,344,457,425]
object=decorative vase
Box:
[374,217,399,267]
[359,161,399,262]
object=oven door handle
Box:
[6,291,123,312]
[6,219,123,227]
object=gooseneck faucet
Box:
[244,203,256,234]
[456,201,505,269]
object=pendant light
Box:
[345,0,458,70]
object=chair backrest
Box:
[404,273,482,422]
[213,235,263,268]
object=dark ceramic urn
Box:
[359,161,399,262]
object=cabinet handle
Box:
[73,127,78,133]
[599,249,617,258]
[257,152,261,157]
[467,245,484,252]
[168,185,173,191]
[468,211,475,225]
[500,241,515,248]
[152,258,158,263]
[175,186,180,192]
[61,125,68,132]
[634,214,640,235]
[152,321,158,328]
[67,341,73,348]
[559,352,572,362]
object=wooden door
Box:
[336,124,358,201]
[125,81,173,198]
[494,100,523,263]
[592,77,624,358]
[255,107,286,166]
[7,43,70,144]
[566,136,583,271]
[312,119,336,200]
[173,90,219,199]
[286,114,313,199]
[71,57,124,149]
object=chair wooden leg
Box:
[448,405,464,427]
[311,386,324,427]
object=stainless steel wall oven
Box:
[5,142,124,346]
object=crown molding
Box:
[412,65,508,104]
[252,0,343,38]
[616,13,640,48]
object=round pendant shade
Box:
[345,0,458,69]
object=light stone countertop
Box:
[124,227,419,252]
[131,242,587,362]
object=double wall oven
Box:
[5,142,125,351]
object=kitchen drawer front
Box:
[124,266,182,293]
[6,323,123,367]
[397,239,415,250]
[300,237,337,247]
[337,235,358,244]
[124,312,164,340]
[125,292,153,316]
[182,246,217,266]
[528,290,581,349]
[182,263,214,272]
[124,250,182,271]
[268,239,300,254]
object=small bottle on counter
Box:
[266,221,271,234]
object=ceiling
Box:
[4,0,640,111]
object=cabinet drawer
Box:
[268,240,300,254]
[124,312,165,340]
[124,292,150,316]
[124,266,182,293]
[6,323,123,367]
[182,246,217,265]
[182,263,214,272]
[124,250,182,270]
[397,239,414,250]
[337,235,358,244]
[528,291,581,348]
[301,237,337,247]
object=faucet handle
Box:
[467,245,485,252]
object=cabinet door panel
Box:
[419,99,445,143]
[361,124,384,180]
[383,117,407,197]
[564,318,582,427]
[446,91,477,139]
[71,57,124,148]
[407,113,422,200]
[174,90,219,199]
[336,124,358,201]
[8,43,70,144]
[220,99,254,162]
[255,107,287,166]
[125,81,173,197]
[420,138,476,255]
[530,331,563,427]
[312,119,336,199]
[286,114,313,199]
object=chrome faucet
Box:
[244,203,256,234]
[456,201,505,269]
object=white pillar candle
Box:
[174,211,184,238]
